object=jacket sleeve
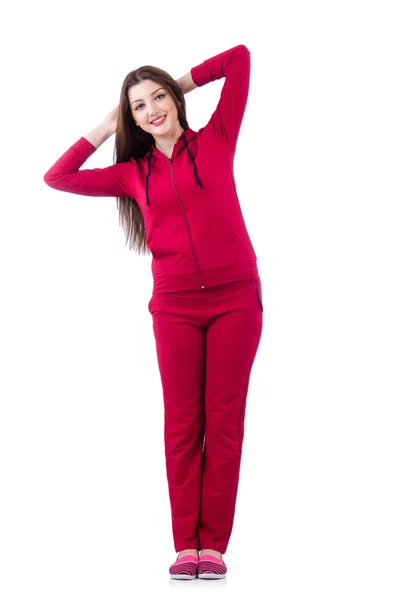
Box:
[190,44,250,151]
[43,136,132,197]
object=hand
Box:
[176,72,197,95]
[101,105,119,136]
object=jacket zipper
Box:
[169,158,205,289]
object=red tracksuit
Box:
[44,44,263,554]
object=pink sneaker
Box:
[198,554,227,579]
[169,554,198,580]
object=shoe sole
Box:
[170,573,197,580]
[198,573,226,579]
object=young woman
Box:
[44,44,264,580]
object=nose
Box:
[146,98,157,113]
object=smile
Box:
[151,116,167,126]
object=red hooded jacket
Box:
[43,44,259,293]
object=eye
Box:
[134,93,166,110]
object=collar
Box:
[150,127,196,160]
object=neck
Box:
[154,123,185,155]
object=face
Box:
[128,79,181,137]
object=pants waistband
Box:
[152,260,259,293]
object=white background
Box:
[1,0,396,597]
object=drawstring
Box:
[182,135,204,191]
[145,133,204,209]
[145,146,153,209]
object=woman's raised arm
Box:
[188,44,251,151]
[43,106,133,198]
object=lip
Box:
[151,115,166,125]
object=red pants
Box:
[148,276,263,554]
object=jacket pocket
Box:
[255,281,263,312]
[149,218,197,275]
[190,210,240,270]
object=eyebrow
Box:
[131,87,165,104]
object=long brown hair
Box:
[114,66,189,254]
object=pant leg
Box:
[149,292,206,552]
[198,279,263,553]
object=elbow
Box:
[237,44,250,56]
[43,170,59,189]
[43,172,58,190]
[43,173,51,188]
